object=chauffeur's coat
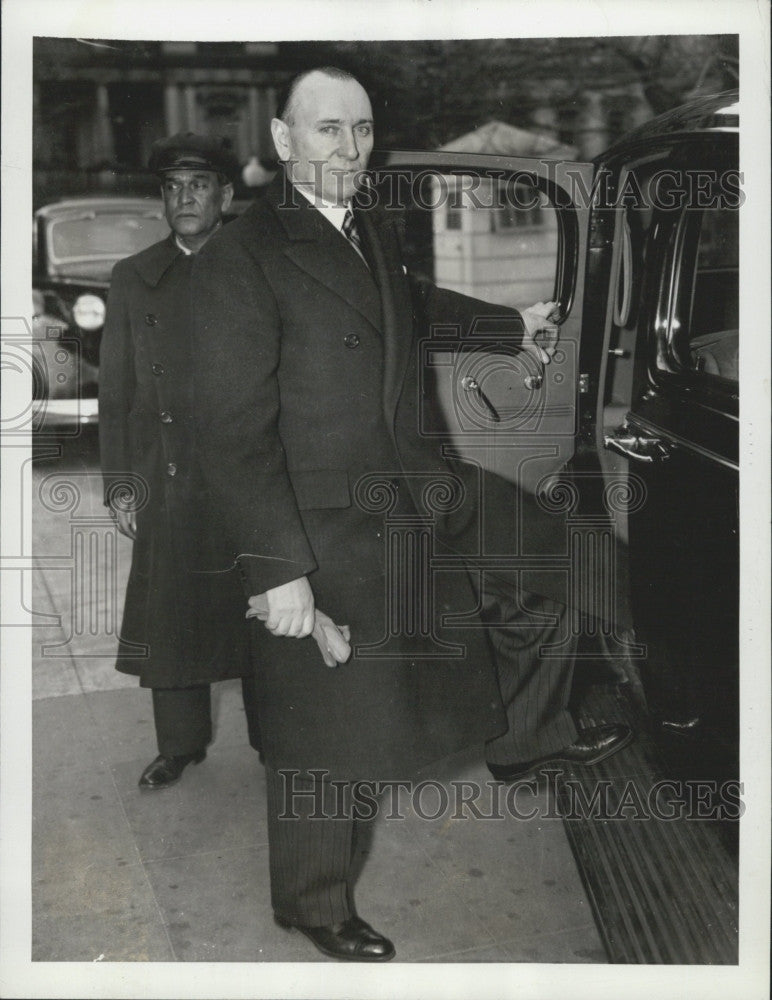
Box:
[99,235,250,688]
[190,176,521,780]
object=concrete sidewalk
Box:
[30,441,606,963]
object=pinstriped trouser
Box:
[265,766,356,927]
[481,579,579,765]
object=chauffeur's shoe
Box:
[487,724,633,782]
[274,914,396,962]
[138,749,206,789]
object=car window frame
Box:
[641,143,740,419]
[371,155,588,324]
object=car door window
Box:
[396,173,558,310]
[649,159,740,392]
[371,165,577,495]
[682,207,739,382]
[606,143,739,475]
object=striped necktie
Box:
[342,207,368,267]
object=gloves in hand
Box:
[246,596,352,667]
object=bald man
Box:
[190,67,630,961]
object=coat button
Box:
[166,463,177,477]
[145,313,158,326]
[152,363,165,376]
[159,410,173,423]
[344,333,360,349]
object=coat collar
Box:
[133,233,183,288]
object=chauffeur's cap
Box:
[148,132,239,182]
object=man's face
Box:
[272,73,374,205]
[161,169,233,250]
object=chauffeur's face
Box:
[271,72,374,205]
[161,169,233,252]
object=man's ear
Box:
[220,182,234,213]
[270,117,291,162]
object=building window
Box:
[108,83,164,169]
[556,103,579,147]
[493,185,544,231]
[446,205,462,230]
[604,95,633,145]
[197,41,248,59]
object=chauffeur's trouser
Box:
[152,675,263,757]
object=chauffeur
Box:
[190,68,631,961]
[99,133,261,789]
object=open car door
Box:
[370,152,631,642]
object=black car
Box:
[379,89,739,744]
[32,197,170,429]
[374,91,740,961]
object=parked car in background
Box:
[32,197,169,430]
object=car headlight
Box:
[72,293,106,331]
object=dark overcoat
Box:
[190,176,555,781]
[99,235,251,688]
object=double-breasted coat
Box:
[190,176,566,781]
[99,235,250,688]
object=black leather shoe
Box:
[488,724,633,782]
[138,750,206,789]
[274,914,395,962]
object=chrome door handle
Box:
[604,432,671,462]
[460,375,501,422]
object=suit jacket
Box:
[99,235,250,687]
[190,176,519,779]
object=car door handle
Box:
[604,431,671,462]
[460,375,501,421]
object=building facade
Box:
[34,38,288,206]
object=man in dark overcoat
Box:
[190,68,630,960]
[99,133,261,789]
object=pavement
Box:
[28,430,606,965]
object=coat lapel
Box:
[262,174,415,427]
[133,234,181,288]
[357,206,415,429]
[265,177,382,332]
